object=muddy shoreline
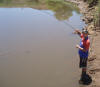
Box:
[65,0,100,87]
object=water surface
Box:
[0,0,86,87]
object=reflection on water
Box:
[47,0,79,20]
[0,0,86,87]
[0,0,79,20]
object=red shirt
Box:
[80,34,90,51]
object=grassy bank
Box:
[84,0,100,29]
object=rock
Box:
[90,68,100,72]
[89,70,95,74]
[87,24,94,31]
[88,57,96,62]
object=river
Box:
[0,0,86,87]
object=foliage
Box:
[46,0,79,20]
[0,0,79,21]
[93,0,100,27]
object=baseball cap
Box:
[82,29,88,34]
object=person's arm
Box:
[76,40,90,52]
[74,29,81,37]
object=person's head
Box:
[82,29,88,38]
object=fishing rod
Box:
[40,10,95,54]
[41,10,77,31]
[62,21,76,30]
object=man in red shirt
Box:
[74,29,90,83]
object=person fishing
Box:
[74,29,90,83]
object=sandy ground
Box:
[65,0,100,87]
[88,32,100,87]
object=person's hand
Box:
[73,29,79,34]
[76,44,80,48]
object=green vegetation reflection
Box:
[0,0,80,20]
[46,0,79,20]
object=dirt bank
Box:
[65,0,100,87]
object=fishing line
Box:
[40,10,95,58]
[41,10,77,30]
[62,21,76,30]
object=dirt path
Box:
[88,32,100,87]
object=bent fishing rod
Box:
[41,10,79,31]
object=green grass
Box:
[93,0,100,27]
[83,0,100,28]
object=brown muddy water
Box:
[0,0,86,87]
